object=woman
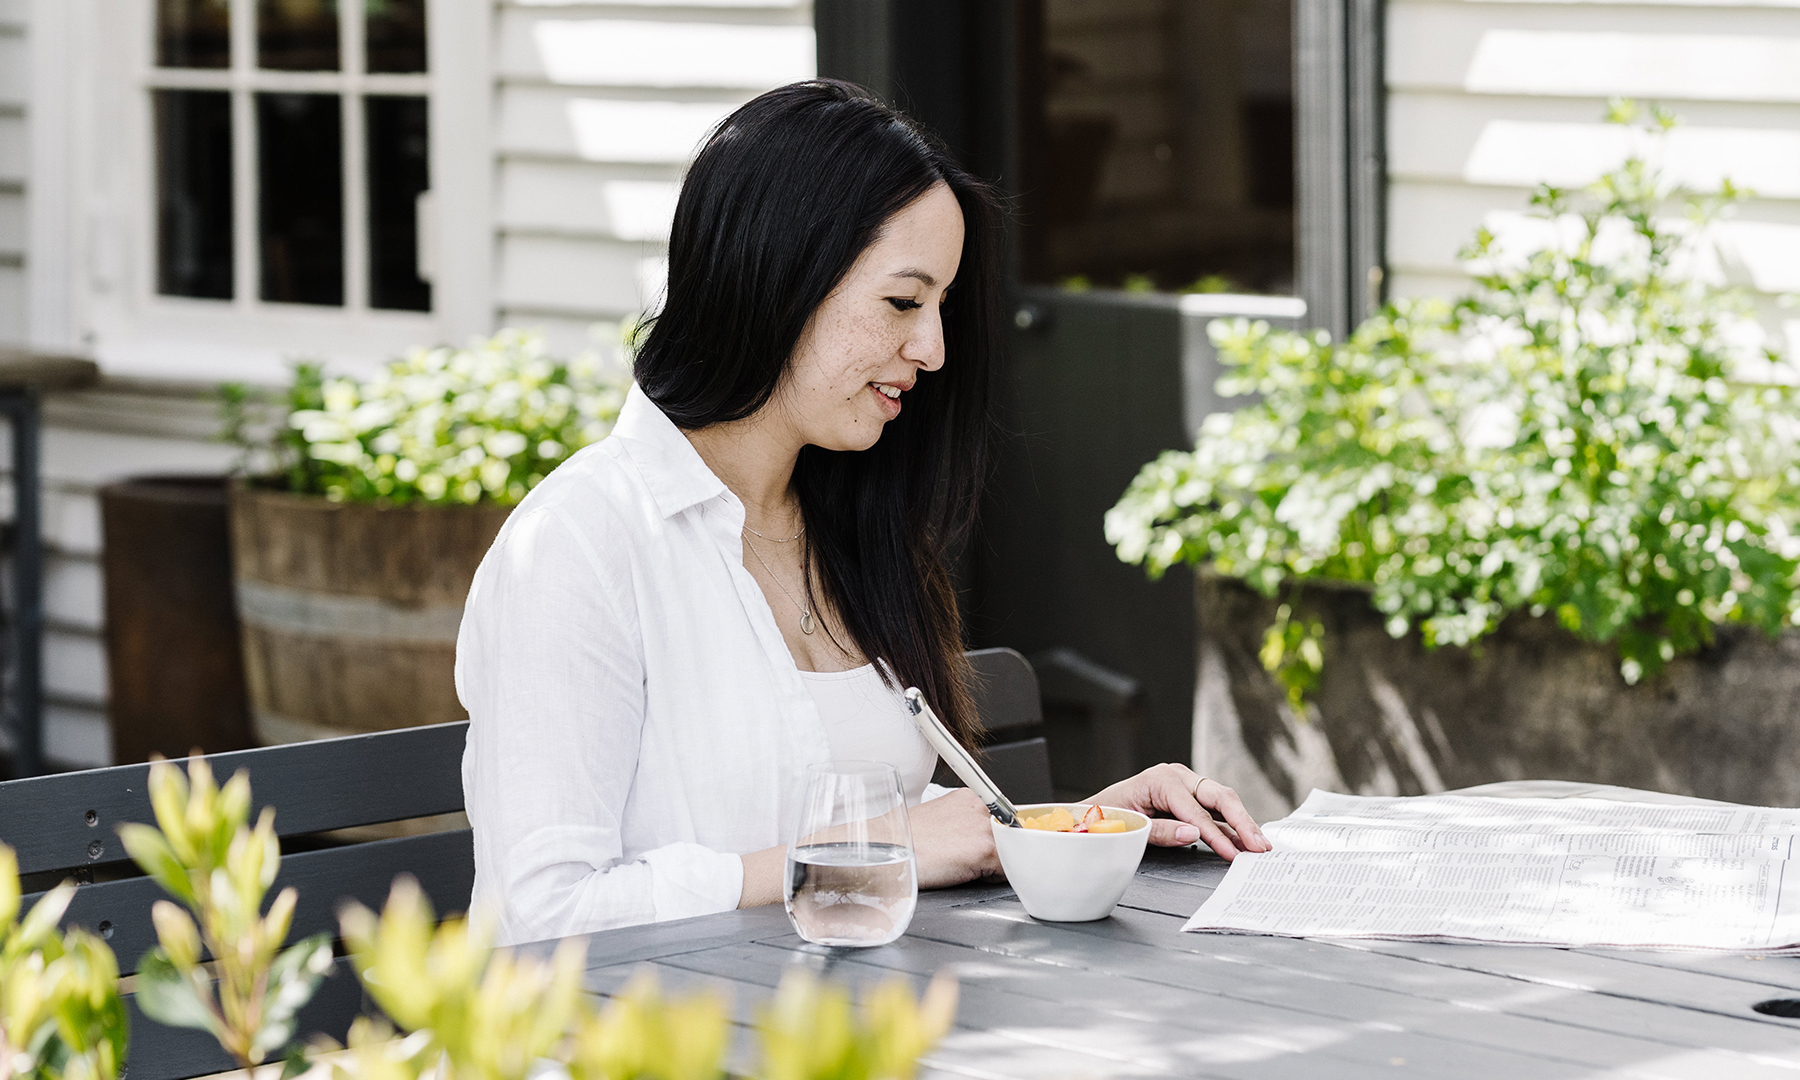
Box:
[458,80,1268,946]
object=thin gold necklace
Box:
[743,530,816,635]
[743,522,804,543]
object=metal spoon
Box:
[904,687,1023,828]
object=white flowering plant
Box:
[226,329,628,506]
[1106,105,1800,703]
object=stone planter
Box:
[1193,572,1800,821]
[227,483,511,744]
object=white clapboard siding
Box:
[494,1,814,354]
[9,2,816,765]
[1386,0,1800,348]
[0,0,23,347]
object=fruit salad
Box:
[1018,805,1134,834]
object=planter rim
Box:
[228,476,518,515]
[101,474,232,506]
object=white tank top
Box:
[798,663,938,805]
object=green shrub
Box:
[225,329,628,506]
[1107,105,1800,699]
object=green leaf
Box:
[251,934,334,1059]
[278,1045,315,1080]
[116,824,197,907]
[11,881,76,956]
[133,948,222,1036]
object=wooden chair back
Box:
[0,648,1051,1078]
[960,647,1055,804]
[0,722,473,1080]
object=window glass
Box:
[156,0,231,69]
[258,93,344,305]
[258,0,340,71]
[367,96,432,311]
[1016,0,1296,295]
[155,90,235,299]
[366,0,428,74]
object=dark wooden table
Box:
[579,835,1800,1078]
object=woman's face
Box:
[772,181,966,453]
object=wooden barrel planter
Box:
[227,484,511,745]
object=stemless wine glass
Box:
[784,760,918,947]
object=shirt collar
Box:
[612,383,731,520]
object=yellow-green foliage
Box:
[757,969,957,1080]
[116,758,332,1070]
[0,846,127,1080]
[338,876,585,1080]
[568,973,728,1080]
[332,879,956,1080]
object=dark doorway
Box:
[817,0,1374,782]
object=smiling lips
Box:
[870,381,909,418]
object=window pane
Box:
[258,93,344,305]
[367,96,431,311]
[1016,0,1296,295]
[258,0,339,71]
[366,0,427,74]
[158,0,231,68]
[154,90,234,299]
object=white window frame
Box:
[32,0,492,385]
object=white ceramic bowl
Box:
[991,804,1151,922]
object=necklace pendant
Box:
[800,611,816,635]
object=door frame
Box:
[815,0,1387,336]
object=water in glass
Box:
[785,761,917,947]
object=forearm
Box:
[738,845,788,908]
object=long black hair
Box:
[632,80,1001,741]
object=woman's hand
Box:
[1088,764,1270,860]
[908,787,1003,888]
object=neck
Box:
[683,411,805,531]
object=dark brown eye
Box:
[887,297,922,312]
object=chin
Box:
[816,423,888,454]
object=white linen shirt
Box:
[457,384,847,946]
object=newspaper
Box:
[1182,790,1800,951]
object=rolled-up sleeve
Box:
[457,505,745,946]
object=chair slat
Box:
[967,648,1043,731]
[980,738,1054,805]
[122,955,366,1080]
[24,829,474,977]
[0,723,468,876]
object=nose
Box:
[899,307,946,372]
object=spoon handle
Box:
[904,687,1023,828]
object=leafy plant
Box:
[0,846,127,1080]
[333,876,586,1080]
[327,878,956,1080]
[222,328,628,506]
[1107,104,1800,694]
[116,757,333,1074]
[567,973,729,1080]
[756,969,957,1080]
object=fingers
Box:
[1147,818,1202,847]
[1195,778,1270,853]
[1188,815,1245,860]
[1120,764,1271,859]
